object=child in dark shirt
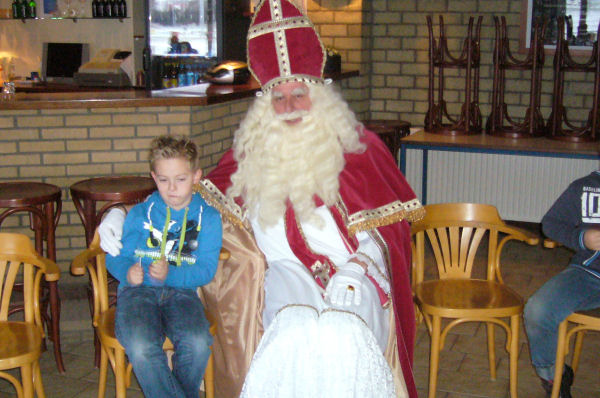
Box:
[524,170,600,398]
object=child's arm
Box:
[165,206,223,288]
[106,205,145,285]
[542,180,586,251]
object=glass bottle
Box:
[27,0,36,18]
[91,0,98,17]
[186,62,194,86]
[170,62,178,88]
[12,0,20,18]
[118,0,126,18]
[19,0,27,19]
[162,63,171,89]
[96,0,104,17]
[103,0,111,18]
[111,0,118,17]
[177,61,187,86]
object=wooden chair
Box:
[551,307,600,398]
[71,231,228,398]
[543,238,599,398]
[411,203,539,398]
[0,232,61,398]
[70,176,156,367]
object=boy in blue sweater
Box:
[524,170,600,398]
[106,135,222,398]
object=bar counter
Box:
[1,70,359,110]
[0,69,360,273]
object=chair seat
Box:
[415,279,523,317]
[0,322,42,368]
[567,308,600,326]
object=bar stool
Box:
[70,176,157,247]
[0,181,65,373]
[362,119,411,160]
[70,175,156,366]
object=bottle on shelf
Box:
[91,0,98,17]
[170,62,178,88]
[186,63,195,86]
[111,0,118,17]
[192,64,201,85]
[178,62,187,86]
[11,0,20,18]
[162,63,171,89]
[104,0,112,18]
[19,0,27,19]
[96,0,104,17]
[27,0,35,18]
[117,0,126,18]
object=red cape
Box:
[207,129,422,398]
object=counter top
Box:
[0,70,359,110]
[401,130,600,157]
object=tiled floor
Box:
[1,223,599,397]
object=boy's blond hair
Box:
[149,135,200,171]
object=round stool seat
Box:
[70,176,156,245]
[0,182,61,208]
[70,176,156,202]
[362,119,411,158]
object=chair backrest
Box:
[71,231,110,327]
[0,232,60,332]
[410,203,538,285]
[71,230,230,327]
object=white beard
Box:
[227,84,365,229]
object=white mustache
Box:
[275,110,310,121]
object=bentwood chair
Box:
[0,232,61,398]
[0,182,64,373]
[70,176,156,367]
[411,203,539,398]
[550,307,600,398]
[542,238,600,398]
[71,230,228,398]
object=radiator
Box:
[403,149,599,222]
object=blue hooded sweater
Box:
[106,191,222,290]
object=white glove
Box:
[325,263,367,306]
[98,207,126,256]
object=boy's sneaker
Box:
[540,364,574,398]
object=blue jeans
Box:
[523,266,600,381]
[115,286,212,398]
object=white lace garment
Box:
[239,305,397,398]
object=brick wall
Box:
[0,100,250,273]
[310,0,596,132]
[308,0,371,118]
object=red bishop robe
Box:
[198,129,424,398]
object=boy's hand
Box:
[127,262,144,285]
[584,228,600,251]
[149,257,169,281]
